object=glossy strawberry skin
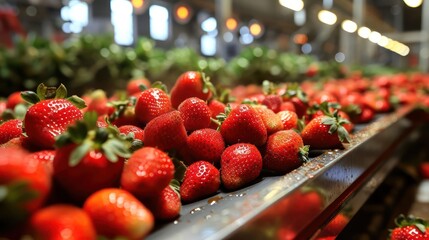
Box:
[208,99,226,129]
[220,143,263,190]
[263,130,305,174]
[262,95,282,113]
[170,71,210,109]
[0,119,23,144]
[121,147,175,199]
[28,150,55,174]
[301,116,344,150]
[220,104,267,147]
[135,88,172,124]
[53,144,124,202]
[6,91,24,109]
[83,188,154,240]
[118,125,144,141]
[187,128,225,165]
[30,204,97,240]
[24,99,83,149]
[290,97,308,118]
[126,78,151,96]
[390,226,429,240]
[277,110,298,130]
[180,161,220,203]
[143,111,188,151]
[0,148,51,224]
[178,97,211,132]
[253,106,284,135]
[142,185,181,221]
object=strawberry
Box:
[219,104,267,147]
[126,77,151,96]
[301,110,351,150]
[277,110,298,130]
[178,97,211,131]
[187,128,225,165]
[108,99,139,127]
[420,162,429,179]
[390,215,429,240]
[220,143,263,190]
[208,99,226,129]
[143,110,188,151]
[0,100,6,119]
[262,94,283,113]
[170,71,215,109]
[6,91,24,110]
[180,161,220,202]
[253,106,284,135]
[53,112,131,202]
[121,147,175,199]
[30,204,97,240]
[83,188,154,239]
[118,125,144,142]
[142,185,181,221]
[263,130,309,174]
[0,147,51,228]
[85,89,113,117]
[0,119,23,144]
[317,213,349,238]
[28,150,56,174]
[282,84,309,118]
[135,86,172,125]
[22,84,85,149]
[279,101,296,112]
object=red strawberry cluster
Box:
[0,71,428,238]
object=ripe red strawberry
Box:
[143,110,187,151]
[126,78,151,96]
[219,104,267,146]
[170,71,214,109]
[262,94,283,113]
[53,112,130,202]
[280,101,296,112]
[390,215,429,240]
[22,84,85,149]
[108,100,139,127]
[30,204,97,240]
[187,128,225,165]
[118,125,144,142]
[317,213,349,238]
[28,150,56,174]
[220,143,263,190]
[263,130,309,174]
[282,84,309,118]
[277,110,298,130]
[121,147,175,198]
[6,91,24,110]
[180,161,220,202]
[301,111,351,150]
[83,188,154,239]
[178,97,211,131]
[0,147,51,228]
[0,119,23,144]
[142,185,181,221]
[135,87,172,124]
[208,99,226,129]
[0,100,6,119]
[253,106,284,135]
[420,162,429,179]
[85,89,114,116]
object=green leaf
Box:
[83,112,98,130]
[151,81,168,93]
[55,133,72,148]
[108,139,131,159]
[173,158,187,182]
[21,91,40,104]
[68,122,88,143]
[321,116,336,126]
[169,179,181,195]
[55,84,68,99]
[69,142,91,167]
[337,126,350,143]
[36,83,47,100]
[416,223,426,233]
[299,145,310,163]
[101,144,118,163]
[328,123,338,135]
[67,95,87,109]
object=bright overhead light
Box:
[357,27,371,38]
[398,45,410,56]
[378,36,390,47]
[318,10,337,25]
[341,20,357,33]
[369,31,381,43]
[403,0,423,8]
[279,0,304,12]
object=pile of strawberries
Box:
[0,71,428,239]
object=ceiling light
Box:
[279,0,304,12]
[318,10,337,25]
[403,0,423,8]
[369,31,381,43]
[357,27,371,38]
[341,20,357,33]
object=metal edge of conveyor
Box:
[147,106,416,240]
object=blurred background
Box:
[0,0,427,95]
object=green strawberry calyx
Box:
[21,83,86,109]
[106,99,135,124]
[201,72,217,98]
[299,145,310,163]
[151,81,168,93]
[283,83,308,103]
[262,80,276,95]
[55,112,131,167]
[213,104,232,130]
[394,214,428,233]
[321,110,351,143]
